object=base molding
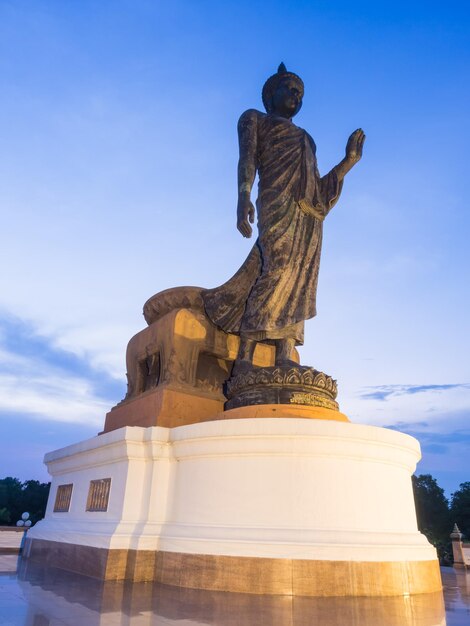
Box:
[157,552,442,596]
[24,538,158,582]
[25,539,441,596]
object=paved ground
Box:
[0,557,468,626]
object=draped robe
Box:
[203,109,343,344]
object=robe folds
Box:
[203,109,343,344]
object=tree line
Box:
[412,475,470,564]
[0,477,50,526]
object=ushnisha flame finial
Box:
[261,62,304,113]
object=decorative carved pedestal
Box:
[225,365,338,411]
[103,287,284,432]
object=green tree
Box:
[21,480,51,524]
[0,477,50,526]
[450,482,470,539]
[0,477,23,524]
[412,474,452,564]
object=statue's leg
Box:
[232,336,256,375]
[274,337,297,367]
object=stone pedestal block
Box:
[25,417,441,595]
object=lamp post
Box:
[16,512,31,552]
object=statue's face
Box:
[272,78,303,118]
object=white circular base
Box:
[27,416,439,592]
[159,418,436,563]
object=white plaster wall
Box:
[28,419,437,562]
[31,427,172,550]
[159,419,434,561]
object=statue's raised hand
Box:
[346,128,366,163]
[237,198,255,238]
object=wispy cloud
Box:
[343,383,470,448]
[383,421,470,495]
[385,420,430,429]
[0,312,125,426]
[385,422,470,454]
[360,383,469,401]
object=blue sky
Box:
[0,0,469,497]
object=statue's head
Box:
[262,63,304,118]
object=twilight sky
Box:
[0,0,469,497]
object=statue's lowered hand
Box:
[346,128,366,163]
[237,199,255,238]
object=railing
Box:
[451,524,470,568]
